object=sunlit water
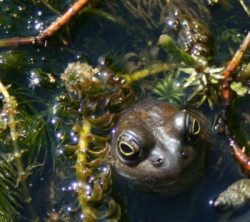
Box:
[0,0,249,221]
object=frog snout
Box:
[150,156,164,167]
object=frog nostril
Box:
[151,157,163,167]
[180,150,189,159]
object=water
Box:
[112,135,244,222]
[0,0,249,221]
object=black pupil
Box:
[192,120,200,134]
[186,114,200,142]
[120,142,133,154]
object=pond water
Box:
[0,0,250,221]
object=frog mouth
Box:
[111,153,206,194]
[131,171,202,194]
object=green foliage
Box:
[181,66,224,107]
[0,51,26,75]
[0,87,55,166]
[158,34,200,67]
[0,1,248,221]
[0,81,56,221]
[0,158,21,222]
[230,82,248,96]
[20,112,54,165]
[153,72,185,105]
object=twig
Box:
[0,0,89,47]
[222,31,250,105]
[220,32,250,172]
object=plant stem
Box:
[158,34,200,68]
[239,0,250,16]
[87,8,127,27]
[0,81,38,220]
[39,0,62,15]
[75,120,96,222]
[122,62,170,83]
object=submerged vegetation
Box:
[0,0,249,221]
[152,71,185,105]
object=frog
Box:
[55,1,250,220]
[110,98,210,193]
[108,98,250,221]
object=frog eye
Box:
[117,132,142,163]
[185,114,200,142]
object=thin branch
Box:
[0,0,89,47]
[222,31,250,105]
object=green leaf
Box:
[153,72,185,105]
[230,82,248,96]
[0,158,21,222]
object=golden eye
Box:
[186,114,200,141]
[117,132,141,163]
[118,141,139,157]
[190,118,200,135]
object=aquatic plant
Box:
[181,66,224,107]
[58,61,138,221]
[0,0,248,221]
[152,71,185,105]
[0,81,37,221]
[0,159,21,222]
[0,61,57,221]
[239,0,250,16]
[74,120,117,221]
[158,34,221,107]
[158,33,250,108]
[158,34,201,67]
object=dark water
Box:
[0,0,250,221]
[112,135,245,222]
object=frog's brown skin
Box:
[110,99,209,193]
